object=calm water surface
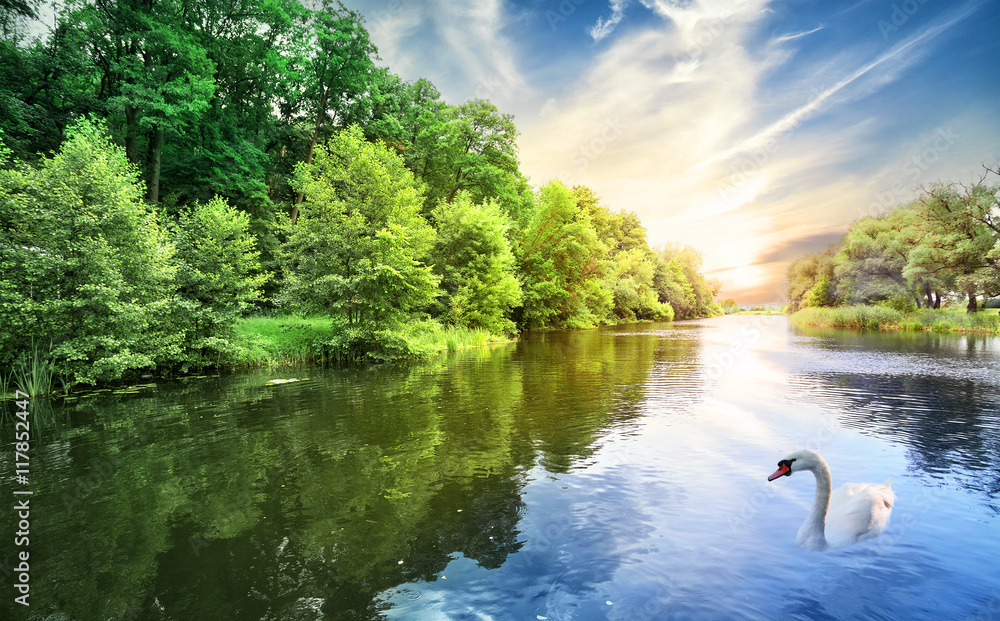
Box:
[2,316,999,620]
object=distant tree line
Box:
[786,173,1000,313]
[0,0,721,385]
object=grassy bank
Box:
[228,315,512,366]
[0,316,512,400]
[791,305,1000,333]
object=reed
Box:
[13,340,57,398]
[791,306,1000,334]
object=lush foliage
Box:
[280,125,439,329]
[1,3,723,385]
[787,175,1000,313]
[0,121,177,383]
[430,192,521,335]
[519,181,610,329]
[170,196,268,366]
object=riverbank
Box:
[791,305,1000,333]
[229,315,512,366]
[0,316,513,400]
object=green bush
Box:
[0,119,179,385]
[169,196,268,369]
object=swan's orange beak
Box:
[768,462,791,481]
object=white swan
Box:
[767,449,896,551]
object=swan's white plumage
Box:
[771,450,895,551]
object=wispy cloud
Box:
[771,25,824,44]
[518,0,995,303]
[361,0,529,108]
[590,0,631,41]
[357,0,996,303]
[693,0,985,171]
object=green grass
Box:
[229,315,341,366]
[229,315,512,366]
[791,305,1000,334]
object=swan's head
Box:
[767,449,824,481]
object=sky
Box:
[348,0,1000,303]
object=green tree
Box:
[0,12,97,159]
[906,181,1000,312]
[805,274,836,308]
[281,125,438,332]
[518,181,609,329]
[429,192,522,335]
[606,247,674,321]
[408,97,524,217]
[786,247,838,312]
[0,119,177,384]
[571,186,672,322]
[291,2,378,223]
[161,0,309,210]
[835,212,915,305]
[440,99,521,204]
[657,243,721,318]
[170,196,268,366]
[66,0,216,202]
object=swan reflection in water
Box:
[768,450,896,551]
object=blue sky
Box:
[350,0,1000,303]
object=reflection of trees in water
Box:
[790,370,1000,512]
[0,323,702,620]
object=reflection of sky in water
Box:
[381,316,1000,621]
[5,316,999,620]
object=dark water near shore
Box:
[2,316,999,620]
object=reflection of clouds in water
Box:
[786,332,1000,384]
[782,330,1000,511]
[380,464,684,620]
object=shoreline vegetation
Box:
[784,166,1000,332]
[1,3,725,400]
[791,305,1000,334]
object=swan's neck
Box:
[798,458,832,550]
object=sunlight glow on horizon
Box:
[356,0,1000,304]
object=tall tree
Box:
[440,99,520,205]
[0,11,96,159]
[518,181,609,329]
[429,192,522,335]
[906,181,1000,312]
[281,125,438,330]
[68,0,215,201]
[162,0,309,210]
[658,243,721,318]
[291,2,377,223]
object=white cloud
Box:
[590,0,631,41]
[361,0,530,108]
[693,1,984,171]
[519,0,992,302]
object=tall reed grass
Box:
[791,305,1000,334]
[2,340,58,398]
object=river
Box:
[2,315,999,620]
